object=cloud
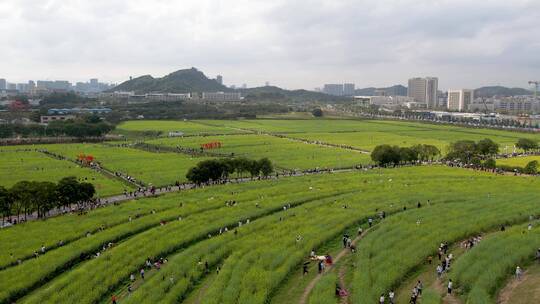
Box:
[0,0,539,89]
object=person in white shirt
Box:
[447,279,453,294]
[379,294,385,304]
[388,290,395,304]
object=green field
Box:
[1,165,539,304]
[147,134,372,170]
[497,155,540,171]
[35,143,209,186]
[116,120,248,135]
[0,150,127,196]
[1,118,540,304]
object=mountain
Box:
[111,68,228,93]
[354,85,407,96]
[239,86,349,103]
[474,86,532,98]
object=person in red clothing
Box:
[111,295,117,304]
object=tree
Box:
[312,108,323,117]
[399,147,417,164]
[56,177,82,210]
[446,140,478,163]
[34,182,58,218]
[258,158,274,177]
[10,181,34,221]
[371,145,401,166]
[247,160,261,179]
[523,160,538,175]
[483,158,496,170]
[516,138,539,153]
[0,186,13,225]
[476,138,499,157]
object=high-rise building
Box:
[216,75,223,85]
[343,83,355,96]
[323,84,344,96]
[447,89,474,111]
[407,77,438,108]
[0,79,6,90]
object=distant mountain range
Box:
[239,86,348,102]
[473,86,532,98]
[354,85,408,96]
[110,68,348,102]
[111,68,533,101]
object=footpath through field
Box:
[299,228,371,304]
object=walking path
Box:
[298,228,371,304]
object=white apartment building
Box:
[201,92,242,101]
[447,89,474,111]
[408,77,438,108]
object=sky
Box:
[1,0,539,90]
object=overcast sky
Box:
[1,0,539,90]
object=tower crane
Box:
[529,81,539,98]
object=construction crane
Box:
[529,81,539,98]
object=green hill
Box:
[240,86,349,103]
[474,86,532,98]
[111,68,228,93]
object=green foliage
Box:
[482,158,496,169]
[516,138,539,152]
[523,160,538,174]
[186,157,274,183]
[446,138,499,163]
[371,145,401,166]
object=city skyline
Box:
[1,1,539,90]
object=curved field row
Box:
[118,168,531,304]
[0,171,377,267]
[451,221,540,303]
[350,190,540,304]
[0,173,370,302]
[120,191,366,304]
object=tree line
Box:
[186,157,274,184]
[0,117,113,139]
[371,144,441,166]
[0,177,95,224]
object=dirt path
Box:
[298,229,370,304]
[433,278,462,304]
[496,264,540,304]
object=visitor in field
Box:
[447,279,453,294]
[317,260,324,273]
[379,293,385,304]
[388,290,395,304]
[515,266,522,280]
[368,218,373,227]
[357,227,363,235]
[409,287,418,304]
[416,280,423,295]
[436,264,443,277]
[111,294,117,304]
[303,262,309,276]
[140,268,145,279]
[130,273,135,281]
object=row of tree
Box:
[446,138,500,163]
[186,157,274,184]
[0,177,95,224]
[0,118,113,139]
[371,144,441,166]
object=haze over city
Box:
[1,0,539,90]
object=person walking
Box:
[516,266,522,280]
[379,293,385,304]
[447,279,453,294]
[388,290,395,304]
